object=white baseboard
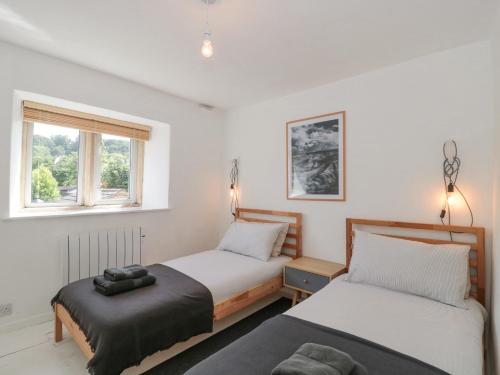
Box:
[0,311,53,334]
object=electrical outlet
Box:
[0,303,12,317]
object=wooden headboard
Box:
[346,218,486,306]
[236,208,302,258]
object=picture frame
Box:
[286,111,346,201]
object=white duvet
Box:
[163,250,290,303]
[286,276,486,375]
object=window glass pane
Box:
[31,122,80,204]
[98,134,131,201]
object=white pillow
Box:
[346,230,470,307]
[216,222,283,261]
[237,219,289,257]
[271,223,289,257]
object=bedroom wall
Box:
[222,42,494,276]
[0,41,224,331]
[490,3,500,373]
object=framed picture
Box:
[286,111,345,201]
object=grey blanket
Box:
[185,315,450,375]
[272,343,367,375]
[51,264,213,375]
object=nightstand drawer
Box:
[284,267,330,294]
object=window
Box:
[96,134,132,203]
[21,101,150,210]
[29,122,81,206]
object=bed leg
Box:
[54,310,63,343]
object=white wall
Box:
[0,41,224,330]
[223,42,494,264]
[490,3,500,373]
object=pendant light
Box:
[201,0,214,58]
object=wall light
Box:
[229,159,239,217]
[439,140,473,236]
[446,182,458,206]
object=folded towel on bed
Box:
[93,274,156,296]
[271,343,368,375]
[103,264,148,281]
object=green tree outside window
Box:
[32,165,60,202]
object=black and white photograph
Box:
[286,112,345,201]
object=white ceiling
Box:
[0,0,496,108]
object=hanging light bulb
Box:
[447,192,458,206]
[201,32,214,58]
[201,0,214,58]
[446,182,458,206]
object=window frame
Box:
[94,133,139,206]
[20,121,144,211]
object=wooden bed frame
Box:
[54,208,302,360]
[346,218,486,306]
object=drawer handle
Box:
[303,279,309,284]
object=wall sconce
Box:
[229,159,239,218]
[439,140,473,236]
[446,182,458,206]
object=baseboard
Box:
[0,311,53,334]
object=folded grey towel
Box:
[271,343,368,375]
[94,274,156,296]
[103,264,148,281]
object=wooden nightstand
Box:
[284,257,346,305]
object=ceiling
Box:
[0,0,496,108]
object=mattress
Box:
[286,275,486,375]
[163,250,291,303]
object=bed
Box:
[52,208,302,375]
[185,218,486,375]
[165,249,291,309]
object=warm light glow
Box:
[201,38,214,58]
[230,186,241,199]
[447,192,458,206]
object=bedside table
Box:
[284,257,346,306]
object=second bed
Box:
[185,218,486,375]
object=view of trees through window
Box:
[31,123,79,204]
[30,122,132,204]
[98,134,131,201]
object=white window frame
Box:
[94,133,138,206]
[23,122,84,208]
[21,121,143,210]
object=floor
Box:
[0,294,288,375]
[145,297,291,374]
[0,320,88,374]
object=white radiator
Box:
[62,227,145,284]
